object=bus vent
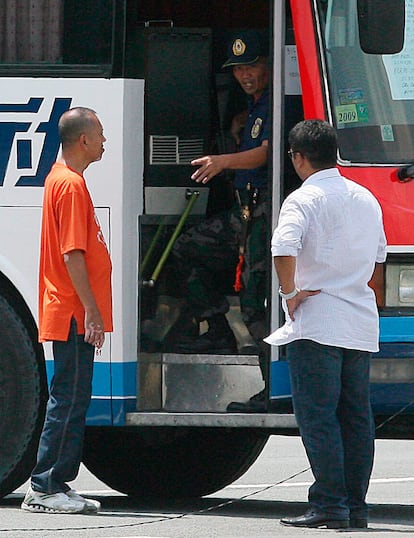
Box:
[150,135,204,165]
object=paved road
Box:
[1,436,413,537]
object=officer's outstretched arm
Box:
[191,141,268,184]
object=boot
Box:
[227,387,267,413]
[173,314,238,354]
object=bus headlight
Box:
[386,264,414,307]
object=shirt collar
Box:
[302,167,341,186]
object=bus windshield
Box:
[319,0,414,164]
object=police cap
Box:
[222,30,267,68]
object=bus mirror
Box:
[357,0,405,54]
[397,164,414,183]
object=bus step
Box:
[138,352,264,413]
[126,411,297,429]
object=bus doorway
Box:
[133,1,277,414]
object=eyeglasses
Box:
[287,149,296,160]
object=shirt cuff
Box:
[271,245,298,257]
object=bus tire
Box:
[83,426,268,497]
[0,295,47,498]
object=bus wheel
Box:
[83,426,268,497]
[0,295,47,498]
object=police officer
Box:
[172,31,270,403]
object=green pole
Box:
[140,217,165,276]
[144,190,200,287]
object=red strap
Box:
[234,254,244,292]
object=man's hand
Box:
[285,289,320,321]
[191,155,226,184]
[84,309,105,349]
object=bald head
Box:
[58,107,98,148]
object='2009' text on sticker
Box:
[335,103,368,125]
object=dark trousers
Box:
[31,319,95,494]
[172,196,267,342]
[287,339,374,519]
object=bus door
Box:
[137,26,265,413]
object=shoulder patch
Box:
[251,117,263,139]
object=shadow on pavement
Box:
[2,493,414,528]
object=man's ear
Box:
[292,152,308,181]
[292,152,304,168]
[80,133,88,148]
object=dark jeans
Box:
[31,319,95,494]
[287,339,374,519]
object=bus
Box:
[1,0,413,499]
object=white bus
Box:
[1,0,413,499]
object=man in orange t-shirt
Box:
[22,107,112,515]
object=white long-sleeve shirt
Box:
[265,168,387,352]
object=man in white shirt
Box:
[265,119,386,529]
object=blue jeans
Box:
[31,319,95,494]
[287,339,374,519]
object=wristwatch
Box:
[278,286,299,300]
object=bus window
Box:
[319,0,414,164]
[0,2,62,63]
[0,0,113,67]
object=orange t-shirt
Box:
[39,162,113,342]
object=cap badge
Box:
[232,38,246,57]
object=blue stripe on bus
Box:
[376,342,414,358]
[110,361,137,396]
[270,359,414,416]
[270,360,291,397]
[87,397,137,426]
[45,359,137,398]
[45,360,137,426]
[380,316,414,342]
[370,383,414,414]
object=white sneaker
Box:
[66,489,101,513]
[21,487,86,514]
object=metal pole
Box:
[140,217,166,275]
[143,190,200,287]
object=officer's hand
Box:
[191,155,225,184]
[286,289,320,321]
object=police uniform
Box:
[172,31,269,362]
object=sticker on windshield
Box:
[381,124,395,142]
[335,103,368,125]
[338,88,364,105]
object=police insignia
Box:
[232,38,246,57]
[251,117,263,139]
